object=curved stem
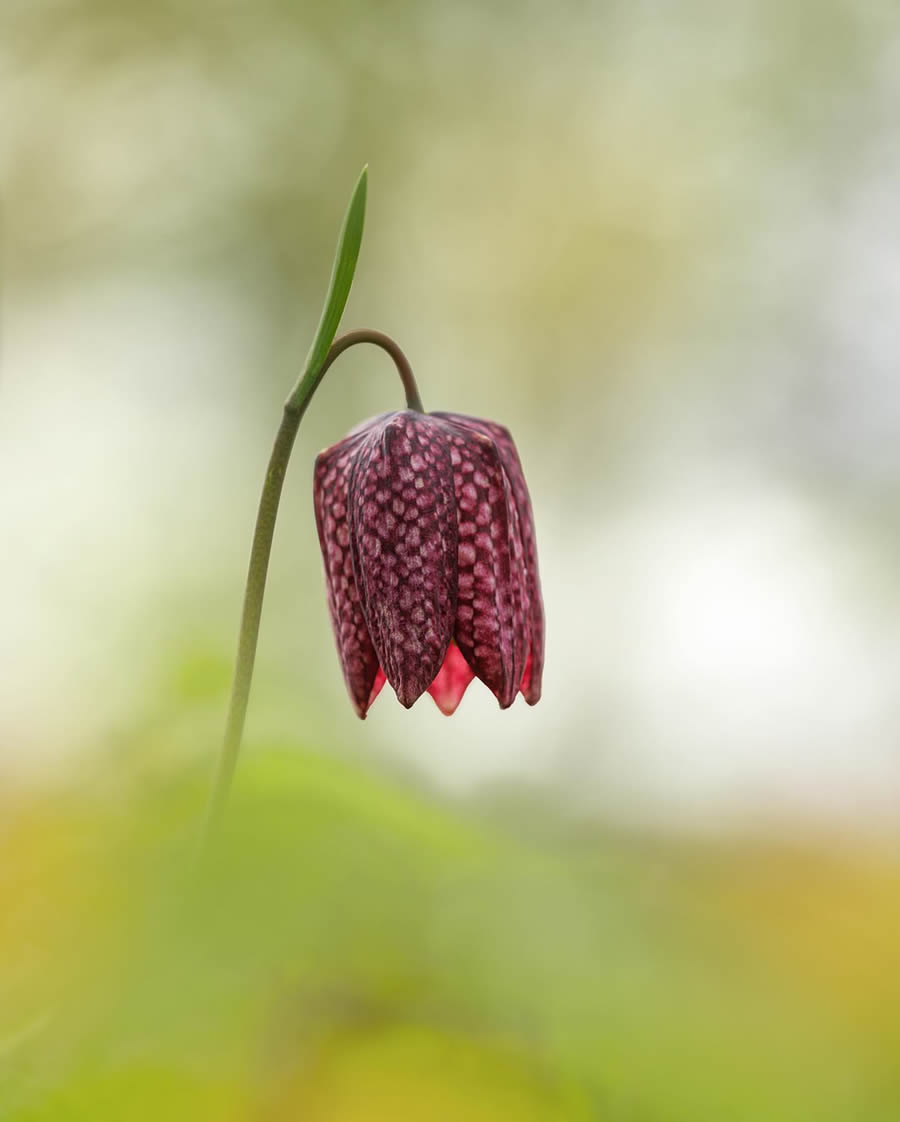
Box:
[203,330,422,840]
[289,328,423,415]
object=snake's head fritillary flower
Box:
[314,410,544,718]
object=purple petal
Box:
[440,419,530,708]
[313,429,382,718]
[348,412,458,708]
[434,413,544,704]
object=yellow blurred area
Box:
[2,750,900,1119]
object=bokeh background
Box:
[2,1,900,1118]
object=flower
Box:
[313,410,544,717]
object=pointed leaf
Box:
[288,166,368,409]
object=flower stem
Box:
[203,330,422,841]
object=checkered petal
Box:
[433,413,544,703]
[347,412,459,708]
[313,431,382,718]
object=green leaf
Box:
[289,166,368,407]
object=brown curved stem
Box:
[291,328,423,415]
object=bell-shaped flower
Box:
[313,410,544,717]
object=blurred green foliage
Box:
[2,747,899,1120]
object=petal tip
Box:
[427,643,475,717]
[395,682,425,710]
[430,692,461,716]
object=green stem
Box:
[203,329,422,840]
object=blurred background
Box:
[2,0,900,1118]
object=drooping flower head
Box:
[314,410,544,717]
